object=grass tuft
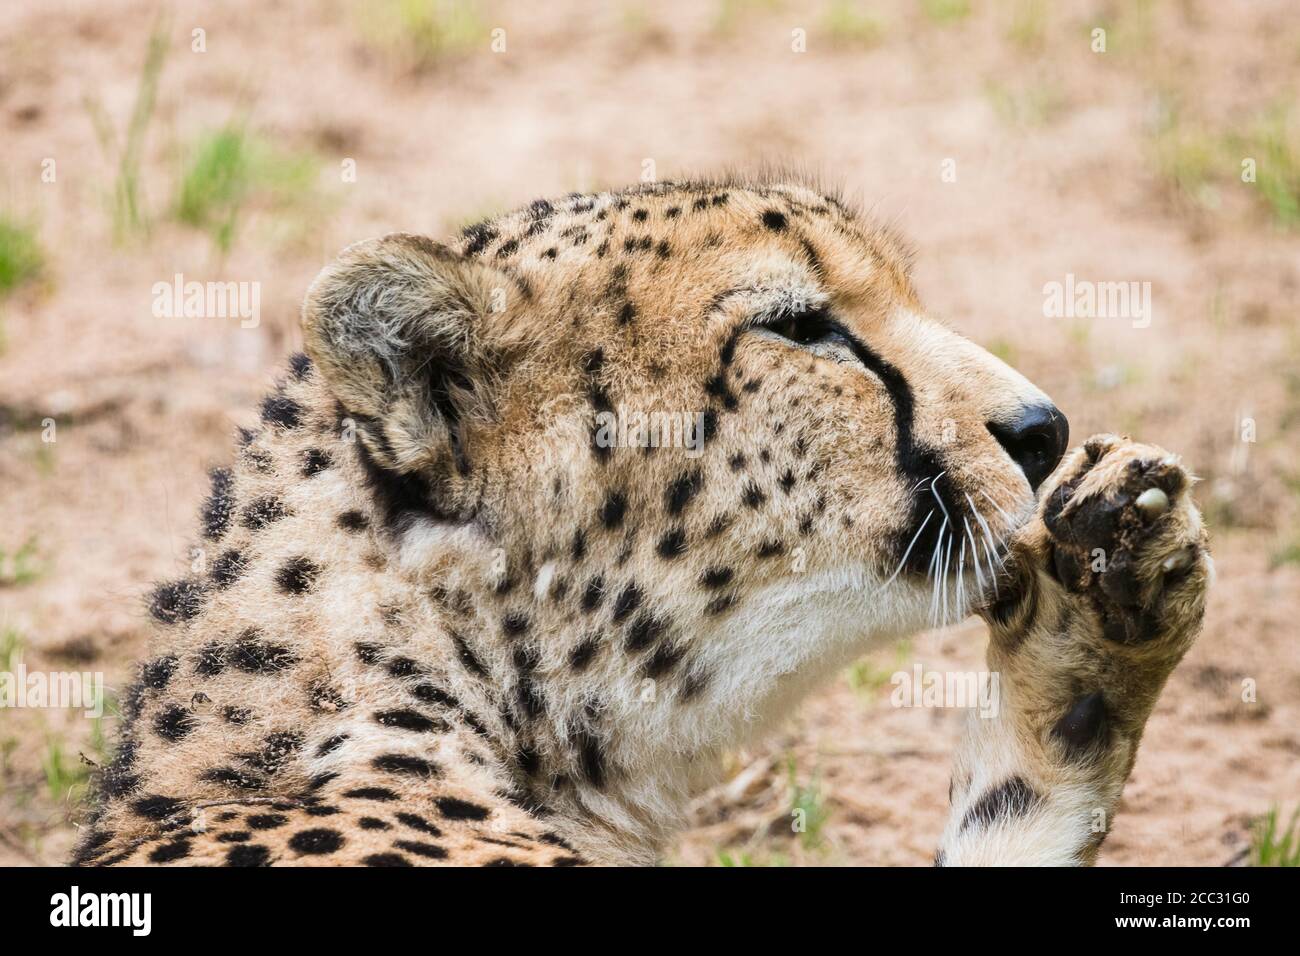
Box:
[1006,0,1047,51]
[1251,805,1300,866]
[358,0,487,71]
[0,216,43,295]
[84,17,169,242]
[0,537,43,587]
[822,0,884,47]
[175,125,320,253]
[922,0,971,25]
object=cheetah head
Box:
[301,179,1067,799]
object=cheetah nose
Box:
[986,403,1070,491]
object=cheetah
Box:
[73,177,1210,867]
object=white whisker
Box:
[979,489,1017,527]
[883,509,934,588]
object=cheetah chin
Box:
[75,176,1208,867]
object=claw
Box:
[1135,487,1170,518]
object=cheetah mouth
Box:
[888,471,1023,618]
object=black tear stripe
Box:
[958,775,1039,835]
[821,317,963,574]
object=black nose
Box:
[986,404,1069,491]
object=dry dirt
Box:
[1,0,1297,866]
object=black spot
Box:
[394,812,442,836]
[502,613,529,637]
[705,373,738,410]
[618,301,636,324]
[276,556,320,594]
[612,584,643,621]
[230,632,297,672]
[261,394,302,428]
[756,539,784,558]
[216,831,250,843]
[538,831,575,849]
[705,595,735,616]
[657,529,687,559]
[666,205,681,218]
[142,656,178,690]
[315,735,348,757]
[655,239,671,259]
[600,492,627,529]
[222,706,252,725]
[761,210,787,231]
[131,795,183,819]
[462,222,497,255]
[148,838,191,863]
[148,578,206,624]
[571,529,587,561]
[238,731,303,774]
[642,642,685,678]
[290,352,313,378]
[681,669,710,700]
[202,767,266,790]
[699,567,734,589]
[410,683,458,708]
[452,631,488,679]
[779,469,797,493]
[625,613,666,652]
[101,740,140,798]
[386,656,423,677]
[309,680,348,713]
[484,857,531,867]
[288,828,344,855]
[728,453,747,471]
[434,796,490,821]
[354,642,383,665]
[242,496,291,530]
[363,852,412,866]
[581,576,605,612]
[1052,691,1110,758]
[302,448,332,476]
[496,238,519,258]
[343,787,399,802]
[248,814,289,830]
[374,709,444,733]
[307,805,340,817]
[959,776,1039,834]
[394,839,448,859]
[665,470,702,515]
[359,817,390,830]
[210,549,247,589]
[226,844,271,867]
[201,468,235,539]
[372,754,441,777]
[632,208,648,221]
[337,510,369,532]
[742,483,766,508]
[153,705,196,741]
[569,635,600,671]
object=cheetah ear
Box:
[302,233,519,475]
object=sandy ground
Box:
[0,0,1297,866]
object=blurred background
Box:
[1,0,1297,866]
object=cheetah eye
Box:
[761,307,852,351]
